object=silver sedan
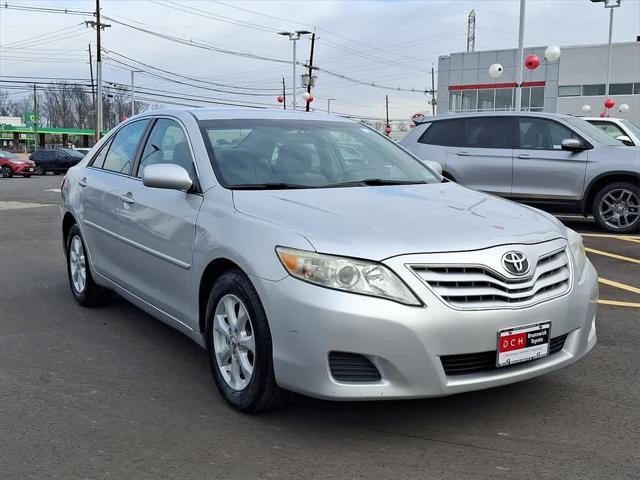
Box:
[61,109,598,413]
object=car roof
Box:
[582,117,622,122]
[415,111,577,125]
[134,107,353,123]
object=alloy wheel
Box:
[69,235,87,294]
[212,294,255,391]
[598,188,639,230]
[1,166,12,178]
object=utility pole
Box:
[130,70,141,117]
[430,67,437,115]
[282,77,286,110]
[305,32,316,112]
[385,94,390,136]
[466,9,476,52]
[278,30,311,111]
[33,84,38,151]
[88,44,96,139]
[514,0,526,111]
[86,0,110,137]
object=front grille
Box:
[441,333,568,376]
[412,249,570,309]
[329,352,381,383]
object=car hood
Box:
[232,182,566,260]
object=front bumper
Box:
[253,258,598,400]
[14,165,36,175]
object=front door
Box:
[512,117,589,202]
[117,118,203,327]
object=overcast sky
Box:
[1,0,639,121]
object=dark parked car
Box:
[30,148,84,175]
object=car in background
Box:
[584,117,640,146]
[30,148,84,175]
[400,112,640,233]
[0,150,36,178]
[61,108,597,413]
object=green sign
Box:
[25,112,38,123]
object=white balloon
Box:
[488,63,504,79]
[581,105,591,113]
[302,91,311,100]
[545,45,561,62]
[619,103,630,113]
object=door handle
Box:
[456,151,470,156]
[120,192,135,204]
[517,154,531,159]
[78,177,87,187]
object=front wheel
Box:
[66,225,110,307]
[593,182,640,233]
[1,166,13,178]
[205,270,286,413]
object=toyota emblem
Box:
[502,251,530,276]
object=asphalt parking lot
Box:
[1,175,639,480]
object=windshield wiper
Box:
[326,178,429,188]
[227,182,310,190]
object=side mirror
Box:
[616,135,634,146]
[561,138,586,152]
[142,163,193,191]
[424,159,443,175]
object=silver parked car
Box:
[401,112,640,233]
[584,116,640,147]
[61,109,597,413]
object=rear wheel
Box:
[66,225,110,306]
[205,270,286,413]
[593,182,640,233]
[35,166,45,176]
[1,166,13,178]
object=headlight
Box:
[276,247,421,306]
[566,228,586,277]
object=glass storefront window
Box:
[530,87,544,111]
[582,84,606,96]
[478,89,495,111]
[558,85,581,97]
[461,90,478,112]
[520,87,531,110]
[495,88,513,110]
[449,91,462,112]
[609,83,633,95]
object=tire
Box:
[592,182,640,234]
[1,166,13,178]
[205,269,286,413]
[66,224,110,307]
[35,166,45,176]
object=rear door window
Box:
[418,117,513,148]
[418,119,464,146]
[101,120,149,174]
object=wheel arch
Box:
[62,211,77,250]
[198,257,245,334]
[582,171,640,215]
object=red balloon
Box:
[604,98,615,109]
[384,125,392,134]
[525,54,540,70]
[599,111,607,117]
[306,95,314,103]
[277,96,284,103]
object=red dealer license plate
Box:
[497,322,550,367]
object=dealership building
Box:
[436,41,640,123]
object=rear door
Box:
[439,116,515,195]
[80,119,150,282]
[117,117,203,324]
[512,117,589,201]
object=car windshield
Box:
[199,119,440,189]
[565,117,621,146]
[620,119,640,139]
[0,151,19,159]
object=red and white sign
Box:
[497,322,550,367]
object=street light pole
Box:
[327,98,335,114]
[130,70,142,117]
[591,0,621,96]
[278,30,311,111]
[514,0,526,112]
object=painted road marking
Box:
[581,233,640,244]
[43,188,61,193]
[598,299,640,308]
[598,277,640,295]
[586,247,640,265]
[0,201,57,210]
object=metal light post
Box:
[327,98,335,114]
[278,30,311,110]
[514,0,526,112]
[591,0,621,96]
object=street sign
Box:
[25,112,38,124]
